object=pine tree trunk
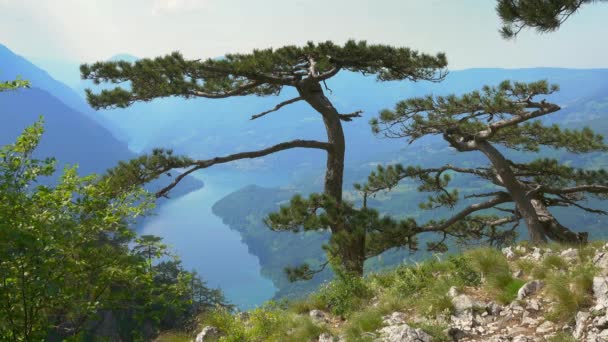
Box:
[475,141,548,244]
[530,197,588,243]
[298,81,365,275]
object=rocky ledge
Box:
[195,243,608,341]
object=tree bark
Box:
[530,197,588,243]
[475,141,548,244]
[297,80,365,275]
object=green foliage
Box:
[0,120,226,340]
[548,332,577,342]
[408,322,450,342]
[545,264,596,323]
[468,248,524,304]
[0,76,29,92]
[201,304,327,342]
[311,275,373,317]
[103,148,193,195]
[343,308,384,341]
[368,79,608,245]
[496,0,606,38]
[81,40,447,110]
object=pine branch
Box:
[155,139,330,198]
[250,97,303,120]
[419,192,511,233]
[338,110,363,122]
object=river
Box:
[140,170,281,310]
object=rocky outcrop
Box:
[195,326,222,342]
[377,323,433,342]
[192,244,608,342]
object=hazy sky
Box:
[0,0,606,69]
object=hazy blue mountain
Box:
[0,45,202,197]
[0,87,202,197]
[0,44,131,141]
[0,87,132,175]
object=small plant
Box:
[409,322,450,342]
[343,308,384,341]
[495,278,526,304]
[515,259,536,275]
[545,265,596,323]
[468,248,524,304]
[312,274,373,317]
[548,332,577,342]
[542,254,568,271]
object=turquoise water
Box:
[141,171,278,309]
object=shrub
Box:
[343,308,384,341]
[312,275,373,317]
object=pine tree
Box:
[496,0,606,38]
[81,40,447,276]
[368,80,608,245]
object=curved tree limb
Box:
[155,139,331,198]
[250,97,303,120]
[420,192,511,233]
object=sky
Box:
[0,0,607,70]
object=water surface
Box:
[141,171,279,309]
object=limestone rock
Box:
[595,252,608,275]
[383,312,407,326]
[536,321,555,334]
[594,277,608,310]
[377,324,433,342]
[574,311,590,339]
[560,248,579,262]
[517,280,544,300]
[451,294,486,315]
[195,326,222,342]
[318,332,333,342]
[447,286,459,298]
[502,246,516,260]
[310,309,330,324]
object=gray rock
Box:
[560,248,579,262]
[530,247,543,261]
[451,294,486,315]
[310,309,330,324]
[517,280,544,300]
[377,324,433,342]
[489,336,512,342]
[521,316,539,326]
[512,336,533,342]
[195,326,222,342]
[318,332,333,342]
[574,311,590,340]
[383,312,407,326]
[447,327,467,340]
[594,277,608,310]
[595,252,608,275]
[447,286,459,298]
[596,314,608,330]
[536,320,555,334]
[502,246,516,260]
[526,299,541,311]
[488,302,503,316]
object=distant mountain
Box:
[0,44,202,198]
[0,44,129,138]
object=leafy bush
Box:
[343,308,384,341]
[312,275,373,317]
